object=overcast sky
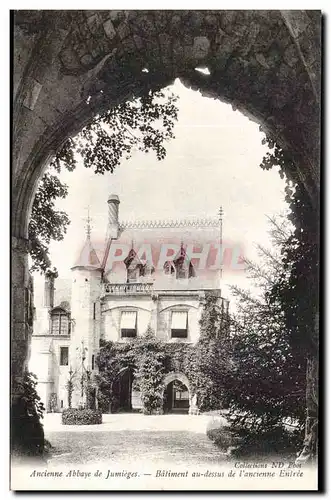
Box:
[33,78,288,303]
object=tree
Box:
[95,340,135,412]
[65,367,77,409]
[134,328,166,414]
[29,173,70,272]
[222,217,306,442]
[260,136,319,461]
[195,294,231,412]
[30,89,178,273]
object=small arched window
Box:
[51,307,70,335]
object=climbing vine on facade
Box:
[95,301,230,415]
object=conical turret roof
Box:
[71,237,101,270]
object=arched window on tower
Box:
[50,307,70,335]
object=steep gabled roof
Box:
[173,243,191,265]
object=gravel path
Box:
[44,413,228,468]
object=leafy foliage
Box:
[96,311,231,415]
[96,330,197,415]
[48,393,58,413]
[163,343,196,388]
[29,89,178,273]
[259,135,319,460]
[11,371,45,456]
[222,217,306,434]
[195,295,231,411]
[134,329,166,414]
[29,173,70,273]
[62,408,102,425]
[65,369,77,409]
[260,137,319,355]
[95,340,135,413]
[85,370,97,410]
[207,424,303,458]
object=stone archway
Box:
[12,10,320,456]
[163,372,191,391]
[162,372,197,415]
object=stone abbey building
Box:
[30,194,229,415]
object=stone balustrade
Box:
[103,282,154,295]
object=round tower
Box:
[70,218,102,408]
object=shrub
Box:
[207,422,303,458]
[62,408,102,425]
[229,425,303,458]
[207,427,242,452]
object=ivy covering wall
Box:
[95,297,229,415]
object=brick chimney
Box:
[107,194,120,239]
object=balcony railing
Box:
[103,282,154,295]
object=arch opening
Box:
[162,372,191,415]
[111,367,136,413]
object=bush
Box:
[230,425,303,458]
[207,423,303,458]
[207,427,243,452]
[62,408,102,425]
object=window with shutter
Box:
[120,311,137,338]
[171,311,188,338]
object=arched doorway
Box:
[162,372,192,415]
[164,380,190,414]
[112,367,133,413]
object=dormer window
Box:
[124,248,145,283]
[171,244,196,279]
[176,261,187,279]
[51,307,70,335]
[127,265,139,283]
[164,261,176,275]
